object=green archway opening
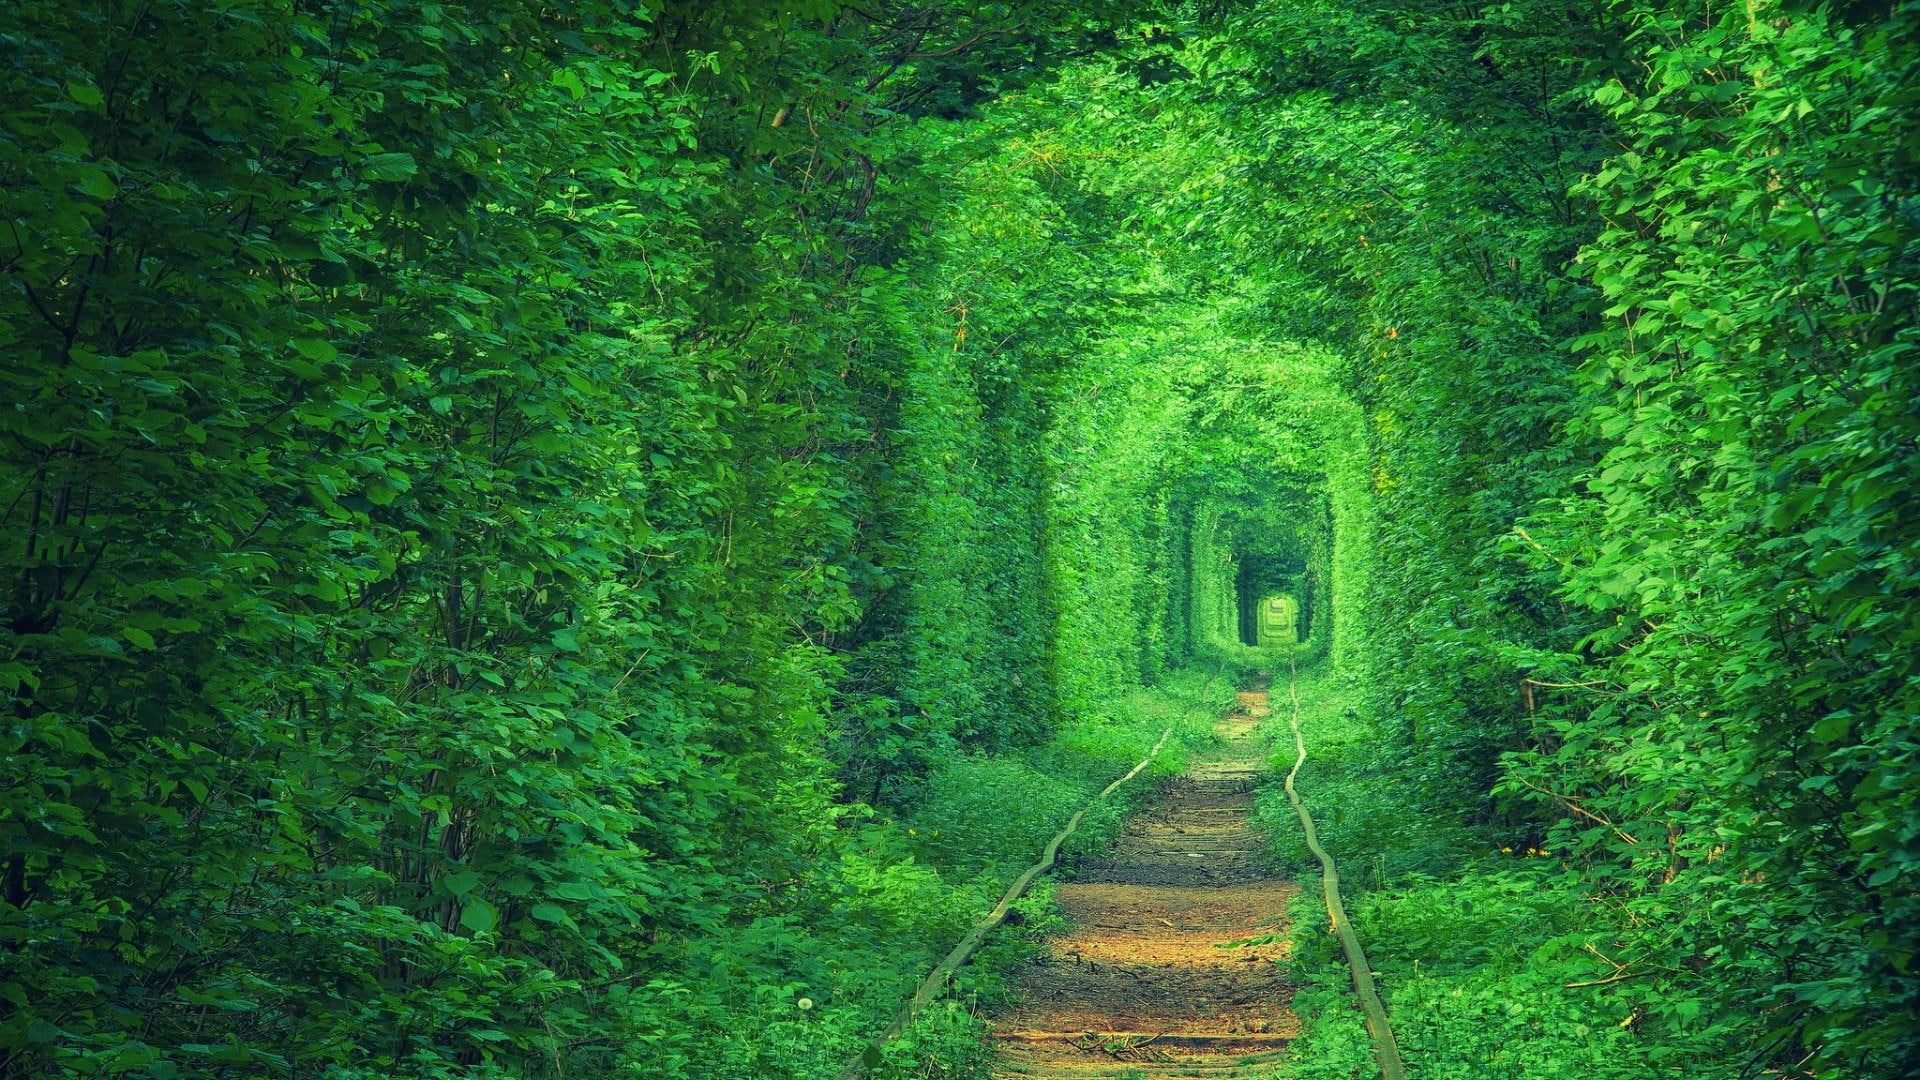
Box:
[1233,545,1312,648]
[1257,593,1299,648]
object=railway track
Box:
[988,689,1299,1077]
[848,667,1405,1080]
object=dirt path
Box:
[989,690,1299,1077]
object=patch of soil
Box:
[991,692,1299,1077]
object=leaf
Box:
[363,152,418,180]
[73,168,116,200]
[552,69,587,100]
[66,80,103,107]
[292,337,338,363]
[442,870,483,896]
[459,899,499,934]
[1811,711,1851,744]
[123,626,156,650]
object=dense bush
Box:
[1197,1,1919,1074]
[0,2,1190,1073]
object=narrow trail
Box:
[989,688,1300,1077]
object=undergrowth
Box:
[1263,664,1751,1079]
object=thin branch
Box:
[1512,774,1640,845]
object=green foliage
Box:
[1285,861,1763,1079]
[3,2,780,1072]
[1255,667,1481,887]
[1513,4,1920,1069]
[0,2,1191,1075]
[4,0,1914,1075]
[1192,1,1918,1075]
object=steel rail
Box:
[839,724,1174,1079]
[1282,654,1407,1080]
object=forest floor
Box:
[988,688,1300,1077]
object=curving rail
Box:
[839,725,1174,1079]
[1281,654,1407,1080]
